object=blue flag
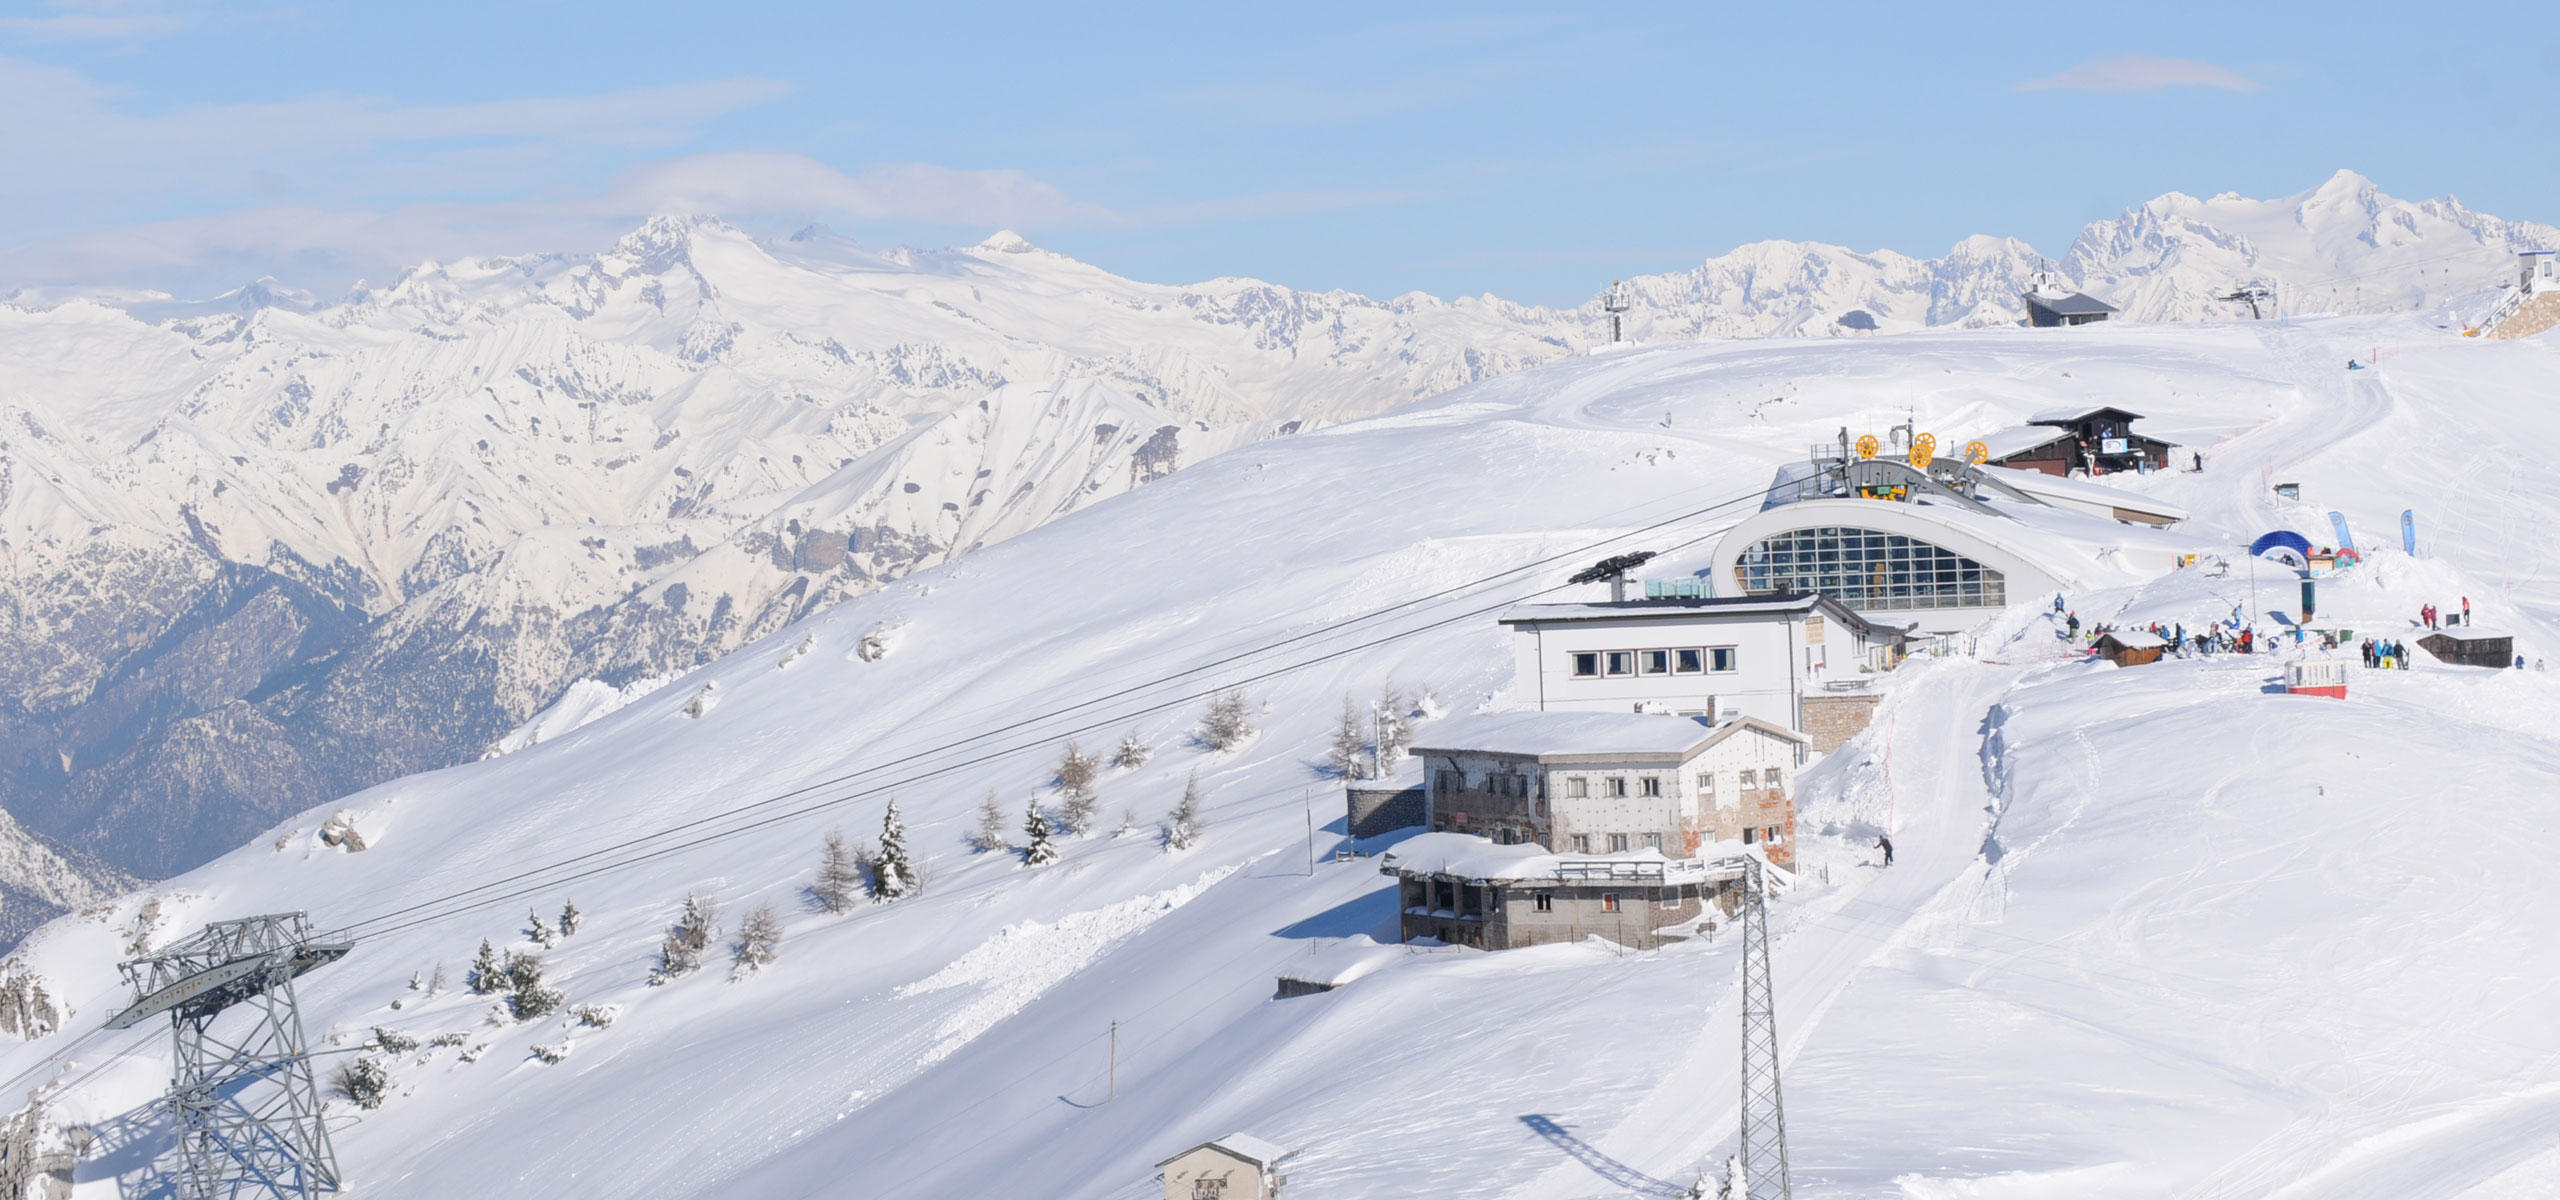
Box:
[2327,511,2355,555]
[2401,509,2417,556]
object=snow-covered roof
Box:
[2420,627,2510,643]
[2098,631,2166,650]
[1977,424,2070,460]
[1274,935,1410,988]
[1381,831,1757,886]
[1498,592,1897,640]
[2022,292,2117,316]
[1988,467,2189,520]
[2029,405,2147,424]
[1156,1133,1297,1169]
[1346,760,1426,792]
[1410,711,1802,761]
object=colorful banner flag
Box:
[2327,511,2356,555]
[2401,509,2417,556]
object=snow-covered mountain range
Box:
[0,170,2546,927]
[4,307,2556,1197]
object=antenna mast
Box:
[1602,280,1633,344]
[1735,858,1792,1199]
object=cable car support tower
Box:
[106,913,352,1199]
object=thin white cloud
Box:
[2017,54,2261,94]
[0,0,193,42]
[604,153,1101,227]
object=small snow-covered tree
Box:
[655,893,718,982]
[426,961,447,996]
[971,791,1010,853]
[331,1056,391,1110]
[1115,806,1141,838]
[1056,742,1101,833]
[1198,689,1255,751]
[873,800,914,901]
[813,829,862,914]
[1023,800,1060,867]
[1113,728,1152,769]
[1376,685,1414,769]
[504,952,563,1021]
[1167,773,1203,851]
[733,903,783,975]
[467,939,505,995]
[527,909,556,948]
[1328,695,1369,779]
[559,901,582,938]
[372,1026,420,1054]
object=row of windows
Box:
[1570,646,1739,678]
[1442,769,1785,799]
[1735,525,2007,611]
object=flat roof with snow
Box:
[1410,711,1803,761]
[1497,592,1897,639]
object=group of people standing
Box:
[2418,597,2469,631]
[2361,638,2412,670]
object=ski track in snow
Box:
[897,864,1241,1066]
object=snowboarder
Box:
[1876,834,1895,867]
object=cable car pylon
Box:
[106,913,352,1199]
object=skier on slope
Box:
[1876,834,1895,868]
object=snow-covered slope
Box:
[5,310,2557,1197]
[0,807,131,946]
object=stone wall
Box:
[1801,694,1879,752]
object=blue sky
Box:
[3,1,2555,304]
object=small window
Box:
[1534,892,1553,913]
[1600,893,1621,913]
[1195,1178,1227,1200]
[1606,776,1629,798]
[1571,834,1592,853]
[1763,770,1783,790]
[1710,647,1738,672]
[1609,833,1630,853]
[1697,773,1716,797]
[1675,648,1704,674]
[1496,827,1518,845]
[1605,650,1635,676]
[1643,832,1662,850]
[1764,826,1785,844]
[1639,776,1662,797]
[1742,827,1757,844]
[1739,769,1757,788]
[1639,649,1670,675]
[1659,886,1679,903]
[1565,776,1589,799]
[1571,651,1601,678]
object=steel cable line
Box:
[329,478,1790,940]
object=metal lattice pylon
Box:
[108,913,351,1199]
[1735,858,1790,1200]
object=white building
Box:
[1410,710,1806,867]
[1499,592,1900,746]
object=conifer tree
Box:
[873,800,914,900]
[468,939,504,995]
[1328,695,1369,779]
[1114,728,1152,769]
[1023,800,1060,867]
[814,829,862,913]
[504,952,563,1020]
[1057,740,1101,834]
[972,791,1010,853]
[1115,805,1141,838]
[559,901,582,938]
[1198,689,1255,751]
[527,909,556,948]
[1376,685,1414,768]
[656,893,717,981]
[426,962,447,996]
[1167,773,1203,850]
[733,903,783,975]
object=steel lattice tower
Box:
[1735,858,1791,1200]
[108,913,351,1199]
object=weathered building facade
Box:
[1381,831,1762,951]
[1499,593,1900,738]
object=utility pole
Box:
[1735,858,1792,1200]
[1304,788,1317,875]
[1108,1020,1119,1102]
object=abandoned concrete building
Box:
[1410,710,1803,868]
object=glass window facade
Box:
[1735,525,2006,611]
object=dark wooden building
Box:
[2419,629,2514,668]
[1983,407,2178,477]
[2093,630,2166,667]
[2023,289,2116,327]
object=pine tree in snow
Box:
[972,792,1009,853]
[655,893,718,982]
[1113,728,1152,769]
[1198,689,1255,751]
[467,940,504,995]
[732,903,783,975]
[331,1056,391,1110]
[527,909,556,948]
[504,952,564,1021]
[559,901,581,938]
[1115,805,1141,838]
[1167,773,1203,851]
[426,962,447,996]
[1023,800,1060,867]
[1056,741,1101,834]
[813,829,862,913]
[1376,684,1415,769]
[873,800,914,900]
[1328,694,1369,779]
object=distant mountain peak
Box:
[973,230,1039,255]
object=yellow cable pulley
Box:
[1854,434,1880,459]
[1909,432,1937,469]
[1964,439,1990,465]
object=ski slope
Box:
[6,313,2559,1198]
